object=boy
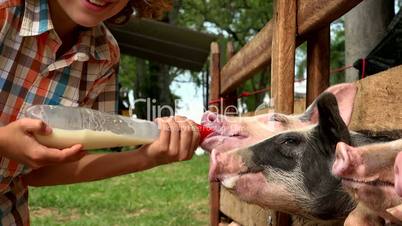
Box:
[0,0,200,225]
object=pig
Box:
[332,139,402,225]
[388,151,402,222]
[208,92,394,224]
[201,83,357,154]
[395,151,402,197]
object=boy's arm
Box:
[22,116,200,186]
[22,149,156,186]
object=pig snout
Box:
[394,152,402,197]
[332,142,351,176]
[208,149,248,188]
[333,139,402,181]
[201,111,221,127]
[200,111,250,152]
[201,111,244,136]
[332,142,363,177]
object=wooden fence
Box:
[208,0,365,225]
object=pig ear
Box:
[317,92,351,146]
[301,83,357,125]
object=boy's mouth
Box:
[86,0,110,7]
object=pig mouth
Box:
[201,131,248,152]
[341,177,394,188]
[208,149,257,189]
[220,175,241,189]
[212,172,266,193]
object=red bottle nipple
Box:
[196,124,214,143]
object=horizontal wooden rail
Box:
[220,0,363,94]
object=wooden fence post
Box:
[271,0,297,225]
[271,0,297,115]
[209,42,221,226]
[222,41,238,115]
[306,26,330,106]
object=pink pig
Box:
[332,139,402,225]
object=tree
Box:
[118,0,350,114]
[330,20,346,85]
[177,0,273,111]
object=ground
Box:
[29,155,210,226]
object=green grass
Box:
[29,155,210,226]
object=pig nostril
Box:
[207,113,217,123]
[336,151,345,162]
[395,152,402,177]
[395,162,402,197]
[333,146,350,176]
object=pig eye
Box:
[280,136,300,146]
[282,138,298,145]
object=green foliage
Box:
[119,55,136,89]
[296,43,307,81]
[30,155,210,226]
[294,20,346,87]
[237,70,270,113]
[117,0,347,112]
[178,0,272,46]
[330,20,346,85]
[176,0,273,111]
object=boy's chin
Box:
[74,19,102,28]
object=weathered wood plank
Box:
[221,22,273,94]
[270,0,296,224]
[349,65,402,138]
[223,41,238,115]
[306,26,330,106]
[220,187,273,226]
[272,0,296,114]
[210,182,221,226]
[209,42,221,106]
[209,42,221,226]
[298,0,363,36]
[270,0,278,112]
[220,0,363,94]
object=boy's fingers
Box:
[43,144,85,164]
[173,116,187,124]
[178,121,192,161]
[189,121,200,159]
[156,118,170,146]
[59,144,86,162]
[37,122,52,135]
[167,117,180,156]
[21,119,52,135]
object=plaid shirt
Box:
[0,0,120,225]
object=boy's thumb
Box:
[22,118,52,135]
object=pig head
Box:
[209,93,357,221]
[332,139,402,225]
[201,83,357,153]
[387,152,402,222]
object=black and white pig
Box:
[208,92,393,224]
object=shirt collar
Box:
[87,24,112,61]
[19,0,111,61]
[19,0,54,37]
[63,24,111,62]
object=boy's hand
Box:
[138,116,200,166]
[0,118,86,169]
